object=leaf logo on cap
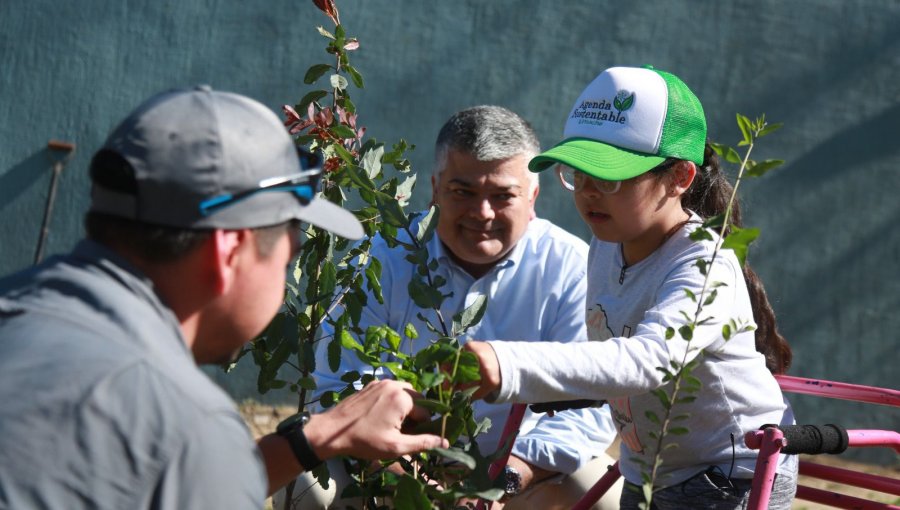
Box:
[613,90,635,113]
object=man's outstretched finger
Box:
[388,431,449,456]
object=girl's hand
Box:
[463,341,502,400]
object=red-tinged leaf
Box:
[336,106,349,125]
[288,119,314,134]
[344,39,360,51]
[323,157,342,173]
[283,105,302,123]
[307,101,316,121]
[312,0,340,25]
[356,127,366,140]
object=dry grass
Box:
[240,402,899,509]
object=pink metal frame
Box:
[484,376,900,509]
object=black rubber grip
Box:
[776,424,849,455]
[529,399,605,413]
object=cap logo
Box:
[569,89,635,127]
[613,90,635,113]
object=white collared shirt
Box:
[315,216,617,473]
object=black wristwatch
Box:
[276,412,323,471]
[502,465,522,500]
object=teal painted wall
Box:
[2,1,898,463]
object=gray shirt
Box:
[0,240,267,509]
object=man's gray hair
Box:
[434,105,540,189]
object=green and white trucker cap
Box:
[529,66,707,180]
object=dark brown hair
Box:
[679,143,792,374]
[85,212,291,263]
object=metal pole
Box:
[34,140,75,265]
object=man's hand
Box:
[305,379,449,460]
[463,341,502,400]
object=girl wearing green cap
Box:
[466,66,796,509]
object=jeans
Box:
[619,468,796,510]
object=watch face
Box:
[504,466,522,496]
[277,412,308,434]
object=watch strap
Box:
[277,413,323,471]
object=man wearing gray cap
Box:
[0,86,446,509]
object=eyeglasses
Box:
[556,165,622,194]
[198,148,323,216]
[556,159,679,194]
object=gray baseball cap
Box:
[89,85,363,240]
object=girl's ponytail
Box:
[685,143,792,374]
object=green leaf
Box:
[678,324,694,341]
[454,351,483,383]
[319,260,337,298]
[414,398,452,414]
[360,143,385,179]
[382,362,417,383]
[736,113,753,145]
[746,159,784,178]
[331,142,354,164]
[703,289,718,306]
[394,475,431,510]
[414,341,458,368]
[432,447,476,469]
[722,323,732,340]
[329,74,349,91]
[651,389,671,407]
[685,374,703,389]
[724,146,741,164]
[385,328,401,350]
[404,322,418,340]
[297,376,317,390]
[339,329,362,352]
[758,122,784,138]
[722,226,760,266]
[345,64,365,89]
[694,258,709,276]
[316,26,335,40]
[645,411,660,424]
[665,327,675,340]
[330,124,357,139]
[340,370,360,383]
[365,265,383,305]
[304,64,332,84]
[327,335,342,372]
[689,228,714,242]
[669,426,690,435]
[452,294,488,336]
[408,276,443,310]
[295,90,328,112]
[374,191,408,227]
[395,174,416,206]
[416,206,439,245]
[418,371,446,389]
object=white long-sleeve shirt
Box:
[489,218,797,486]
[315,216,617,473]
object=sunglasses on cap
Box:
[199,148,323,216]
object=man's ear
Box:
[670,161,697,197]
[209,229,246,295]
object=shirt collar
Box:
[427,220,532,279]
[70,239,188,352]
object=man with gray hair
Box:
[281,105,621,509]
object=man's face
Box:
[431,149,538,278]
[199,224,300,365]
